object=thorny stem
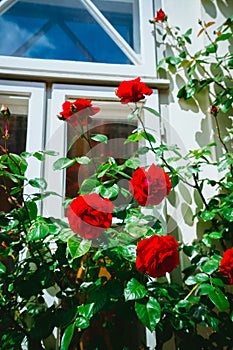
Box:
[192,173,227,250]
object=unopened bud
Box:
[1,105,11,119]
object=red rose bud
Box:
[129,164,172,206]
[220,248,233,284]
[116,77,153,104]
[136,234,179,278]
[58,98,100,126]
[67,193,114,240]
[209,104,219,117]
[153,9,167,22]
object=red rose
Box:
[153,9,167,22]
[67,193,114,239]
[220,248,233,284]
[136,234,179,278]
[129,164,172,206]
[58,98,100,126]
[116,77,153,103]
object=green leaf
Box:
[197,283,214,296]
[53,157,76,170]
[125,133,143,144]
[75,316,90,329]
[25,201,38,221]
[78,303,95,319]
[135,297,161,332]
[143,106,160,117]
[118,245,136,262]
[125,157,140,169]
[206,43,218,53]
[200,210,215,221]
[209,231,224,239]
[76,156,91,165]
[165,56,181,66]
[193,273,209,283]
[80,178,100,194]
[90,134,108,143]
[200,255,221,274]
[33,151,45,161]
[60,323,75,350]
[216,32,232,41]
[7,154,28,175]
[99,184,119,199]
[0,262,6,274]
[27,219,50,241]
[124,278,147,301]
[67,236,92,259]
[141,131,156,143]
[209,287,230,311]
[29,178,47,190]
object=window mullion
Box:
[80,0,142,65]
[0,0,17,15]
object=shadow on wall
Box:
[201,0,233,19]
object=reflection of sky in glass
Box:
[0,0,137,64]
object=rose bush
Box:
[0,9,233,350]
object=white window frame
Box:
[0,80,46,186]
[0,0,156,82]
[43,83,159,218]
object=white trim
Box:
[0,80,46,195]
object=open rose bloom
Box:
[153,8,167,22]
[136,234,179,278]
[67,193,114,240]
[129,164,172,206]
[58,98,100,126]
[115,77,153,103]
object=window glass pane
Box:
[0,94,28,211]
[65,100,137,199]
[0,0,138,64]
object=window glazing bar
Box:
[79,0,141,65]
[0,0,18,15]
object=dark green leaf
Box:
[209,287,230,311]
[124,278,147,301]
[135,297,161,332]
[141,131,156,143]
[60,323,75,350]
[0,262,6,274]
[29,178,47,190]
